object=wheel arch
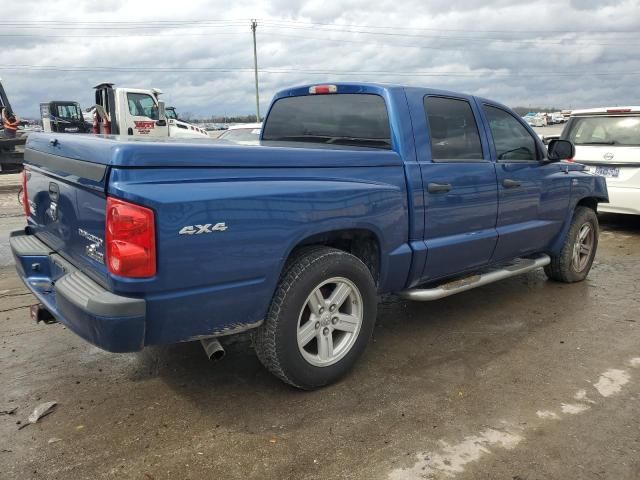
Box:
[283,228,382,287]
[549,195,605,255]
[576,196,604,213]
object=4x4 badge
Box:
[179,223,228,235]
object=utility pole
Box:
[251,19,261,122]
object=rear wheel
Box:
[545,206,599,283]
[253,247,377,389]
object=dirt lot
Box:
[0,190,638,480]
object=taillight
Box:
[105,197,156,278]
[22,169,30,217]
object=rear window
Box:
[565,115,640,146]
[262,94,391,149]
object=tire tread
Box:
[545,206,598,283]
[253,247,360,388]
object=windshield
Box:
[54,103,82,121]
[565,115,640,146]
[262,93,391,149]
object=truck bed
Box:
[17,131,413,351]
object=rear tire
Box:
[253,247,377,390]
[545,206,599,283]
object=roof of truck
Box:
[273,82,508,111]
[570,106,640,116]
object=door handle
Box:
[502,179,521,189]
[427,182,452,193]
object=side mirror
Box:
[158,100,166,120]
[156,101,167,127]
[547,139,575,162]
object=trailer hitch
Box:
[30,304,57,324]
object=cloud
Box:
[1,0,639,119]
[570,0,624,10]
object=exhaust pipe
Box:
[200,337,225,362]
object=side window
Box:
[424,96,484,161]
[483,105,539,161]
[127,93,159,120]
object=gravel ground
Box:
[0,190,638,480]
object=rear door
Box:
[407,91,498,282]
[123,91,166,137]
[480,103,570,262]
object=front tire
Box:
[253,247,377,390]
[545,206,599,283]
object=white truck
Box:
[92,83,209,139]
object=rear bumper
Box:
[10,230,146,352]
[598,186,640,215]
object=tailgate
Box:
[24,142,110,286]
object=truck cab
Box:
[40,101,90,134]
[165,106,210,139]
[92,83,208,139]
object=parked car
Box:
[562,106,639,215]
[524,113,547,128]
[11,83,607,389]
[217,122,262,145]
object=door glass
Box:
[483,105,539,161]
[424,96,484,161]
[127,93,159,120]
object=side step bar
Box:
[400,254,551,302]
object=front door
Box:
[124,92,166,137]
[407,91,499,282]
[480,103,571,262]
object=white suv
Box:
[563,106,640,215]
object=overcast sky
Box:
[2,0,639,119]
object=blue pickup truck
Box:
[11,83,608,389]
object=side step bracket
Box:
[400,254,551,301]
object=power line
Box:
[0,25,640,47]
[0,24,247,31]
[259,22,640,46]
[260,30,635,50]
[0,32,249,38]
[2,64,640,77]
[1,17,638,35]
[0,19,246,25]
[2,22,634,46]
[257,18,640,35]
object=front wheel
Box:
[545,206,599,283]
[253,247,377,390]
